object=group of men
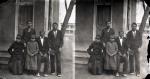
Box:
[101,21,142,77]
[22,21,63,77]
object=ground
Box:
[75,35,149,79]
[0,35,74,79]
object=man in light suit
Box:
[127,22,142,77]
[48,23,63,77]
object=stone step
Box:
[75,57,89,65]
[75,50,90,65]
[0,51,10,65]
[0,52,10,58]
[75,52,90,58]
[0,61,8,65]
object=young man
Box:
[127,22,142,77]
[115,31,128,77]
[22,21,36,43]
[48,23,63,77]
[36,31,49,77]
[101,21,115,44]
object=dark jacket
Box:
[115,37,128,55]
[48,30,63,50]
[22,28,36,43]
[8,41,25,56]
[126,30,142,49]
[36,37,49,54]
[101,28,115,43]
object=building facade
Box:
[75,0,137,50]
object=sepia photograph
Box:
[0,0,150,79]
[0,0,75,79]
[75,0,150,79]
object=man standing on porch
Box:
[127,22,142,77]
[22,21,36,44]
[101,21,115,45]
[48,23,63,77]
[22,21,36,72]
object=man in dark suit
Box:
[127,22,142,77]
[36,31,49,77]
[115,31,128,77]
[48,22,63,77]
[22,21,36,43]
[101,21,115,44]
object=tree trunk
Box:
[139,6,150,33]
[61,0,76,37]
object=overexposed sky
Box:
[59,0,76,24]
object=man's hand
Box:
[43,54,48,57]
[59,48,62,51]
[123,53,126,57]
[12,49,14,52]
[103,42,106,47]
[39,51,43,56]
[22,50,24,52]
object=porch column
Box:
[51,0,59,28]
[33,0,45,36]
[123,0,128,33]
[45,0,49,36]
[112,0,124,35]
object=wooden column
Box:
[123,0,128,33]
[44,0,49,36]
[33,0,45,36]
[112,0,124,35]
[51,0,59,28]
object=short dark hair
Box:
[132,22,137,27]
[27,20,32,24]
[53,22,58,26]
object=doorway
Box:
[96,5,111,36]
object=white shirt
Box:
[40,37,44,46]
[132,31,136,38]
[119,37,123,46]
[53,30,57,37]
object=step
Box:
[75,52,90,58]
[75,50,90,65]
[0,61,8,65]
[0,51,10,65]
[75,57,89,65]
[0,52,10,58]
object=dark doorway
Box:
[96,5,111,35]
[18,5,33,35]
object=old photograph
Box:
[75,0,150,79]
[0,0,150,79]
[0,0,75,79]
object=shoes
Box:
[51,72,55,75]
[115,73,119,77]
[122,74,127,77]
[136,74,140,77]
[44,74,48,77]
[57,74,62,77]
[36,73,40,77]
[129,72,135,75]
